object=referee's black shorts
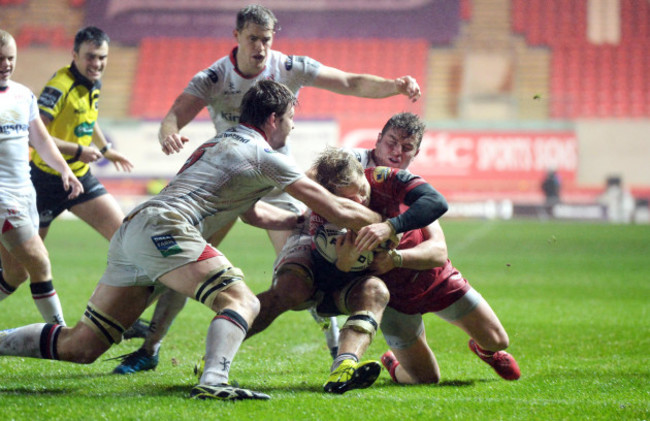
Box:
[30,162,108,228]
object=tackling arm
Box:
[285,177,381,231]
[371,221,448,274]
[240,201,304,231]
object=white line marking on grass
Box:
[448,221,498,255]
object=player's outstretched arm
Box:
[285,177,381,231]
[313,66,421,102]
[28,117,83,199]
[158,93,206,155]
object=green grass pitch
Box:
[1,218,648,420]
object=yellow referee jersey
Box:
[33,62,101,177]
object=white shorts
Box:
[99,207,220,287]
[381,288,484,349]
[0,188,38,250]
[272,214,313,275]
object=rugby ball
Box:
[313,223,373,272]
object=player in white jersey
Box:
[0,30,83,326]
[116,4,422,374]
[0,80,393,401]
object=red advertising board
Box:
[338,119,578,195]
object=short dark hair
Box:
[380,112,426,149]
[239,80,296,129]
[236,4,279,32]
[74,26,110,53]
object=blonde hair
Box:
[0,29,16,48]
[313,147,364,194]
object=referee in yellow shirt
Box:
[31,26,133,242]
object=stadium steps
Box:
[102,46,139,119]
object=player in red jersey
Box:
[249,148,449,393]
[318,158,522,384]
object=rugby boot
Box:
[469,339,520,380]
[323,359,381,394]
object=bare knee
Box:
[271,264,315,310]
[356,277,390,310]
[242,291,260,320]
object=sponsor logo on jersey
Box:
[0,123,29,134]
[74,121,95,138]
[285,56,293,71]
[223,82,241,96]
[221,111,239,122]
[372,167,390,183]
[222,132,248,143]
[205,68,219,83]
[151,234,183,257]
[37,86,63,110]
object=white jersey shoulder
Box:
[184,48,322,134]
[344,147,376,169]
[0,80,39,191]
[137,124,304,238]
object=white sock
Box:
[0,323,49,358]
[30,281,66,326]
[324,317,340,350]
[331,353,358,372]
[200,316,246,385]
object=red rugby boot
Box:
[469,339,520,380]
[381,350,400,383]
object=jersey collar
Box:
[241,123,267,141]
[69,61,102,90]
[230,47,266,79]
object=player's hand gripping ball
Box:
[313,223,374,272]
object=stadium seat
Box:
[15,26,69,48]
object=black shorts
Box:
[30,162,108,228]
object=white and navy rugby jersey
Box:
[0,80,39,192]
[131,124,305,240]
[185,48,321,136]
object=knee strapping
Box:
[194,266,244,309]
[80,302,125,346]
[341,310,378,339]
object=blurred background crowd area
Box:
[2,0,649,222]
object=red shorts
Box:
[382,259,471,315]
